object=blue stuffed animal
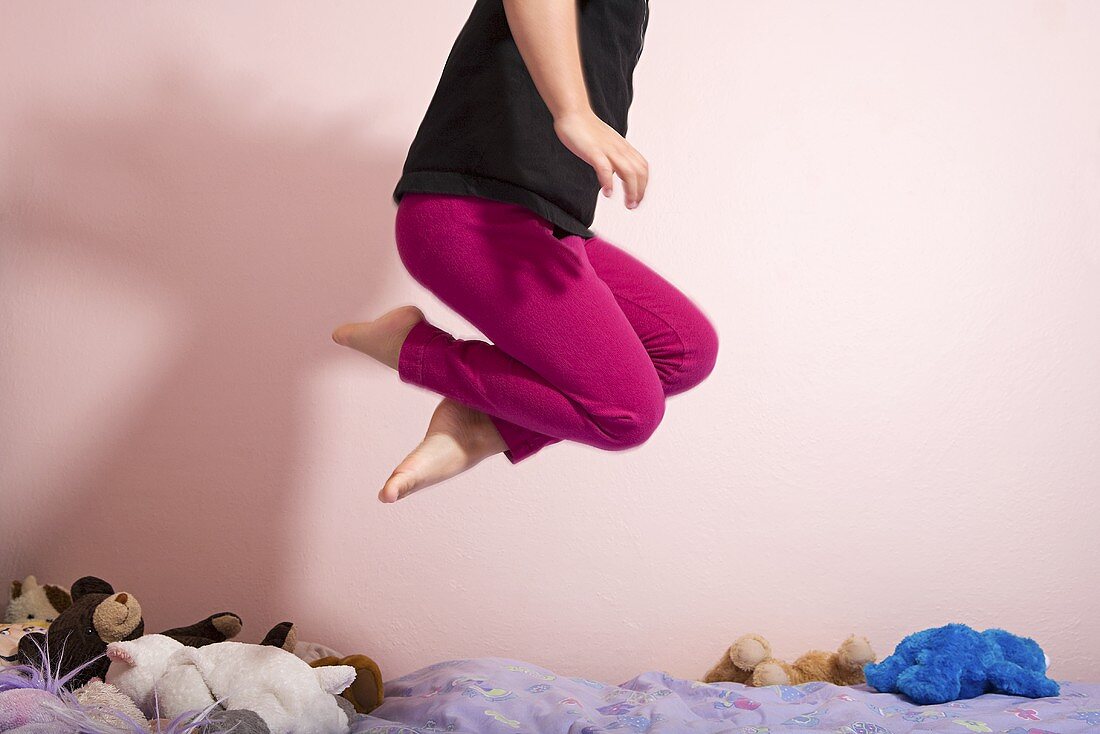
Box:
[863,623,1059,704]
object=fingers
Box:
[616,155,639,209]
[595,157,615,198]
[609,147,649,209]
[633,151,649,207]
[561,113,648,208]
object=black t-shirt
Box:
[393,0,650,239]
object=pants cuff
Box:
[486,414,544,465]
[397,318,444,386]
[397,318,548,465]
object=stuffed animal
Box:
[0,688,61,731]
[73,678,152,730]
[704,633,876,686]
[200,710,272,734]
[105,634,356,734]
[151,708,272,734]
[17,576,243,689]
[310,654,384,714]
[0,666,248,734]
[1,623,49,667]
[4,576,71,624]
[1,660,268,734]
[863,623,1059,704]
[293,639,385,714]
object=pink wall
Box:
[2,2,1098,682]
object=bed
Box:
[346,657,1100,733]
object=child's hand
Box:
[553,109,649,209]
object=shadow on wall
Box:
[4,62,403,635]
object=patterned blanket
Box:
[347,657,1099,733]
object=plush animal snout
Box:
[753,661,791,686]
[729,634,771,670]
[93,592,142,642]
[837,634,876,669]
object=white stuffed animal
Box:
[105,634,356,734]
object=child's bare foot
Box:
[332,306,508,501]
[380,397,507,503]
[331,305,425,369]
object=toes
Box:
[331,323,361,348]
[332,321,387,361]
[332,307,422,367]
[379,472,417,503]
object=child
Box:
[333,0,718,502]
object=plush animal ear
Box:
[11,574,45,600]
[44,585,72,614]
[260,621,297,651]
[314,664,357,695]
[72,577,115,600]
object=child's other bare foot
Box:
[332,306,509,501]
[380,398,507,503]
[331,305,424,370]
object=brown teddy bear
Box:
[18,575,246,688]
[704,633,876,687]
[310,654,385,714]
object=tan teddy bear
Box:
[704,633,876,687]
[2,575,71,667]
[4,575,71,624]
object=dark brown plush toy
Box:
[18,576,245,688]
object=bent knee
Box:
[694,315,720,381]
[591,384,666,450]
[670,311,719,395]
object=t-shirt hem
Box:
[393,171,596,239]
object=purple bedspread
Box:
[347,657,1099,733]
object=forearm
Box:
[501,0,591,120]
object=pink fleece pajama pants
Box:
[395,192,719,464]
